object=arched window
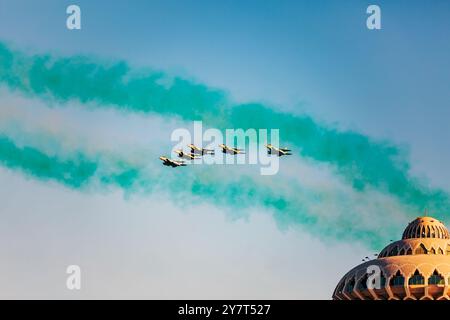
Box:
[428,270,444,285]
[439,248,444,255]
[357,274,368,291]
[411,227,416,238]
[415,244,428,255]
[389,246,398,256]
[431,226,436,238]
[406,248,412,255]
[390,271,405,287]
[399,248,405,255]
[426,226,431,237]
[345,278,355,293]
[409,270,425,285]
[380,273,386,287]
[430,248,436,255]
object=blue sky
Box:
[0,0,449,298]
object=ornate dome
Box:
[333,216,450,300]
[402,216,449,240]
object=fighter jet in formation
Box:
[219,144,245,155]
[188,144,215,156]
[161,143,290,168]
[174,149,200,160]
[265,144,292,157]
[159,156,187,168]
[159,145,211,168]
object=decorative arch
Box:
[415,243,428,255]
[357,274,368,291]
[345,277,356,293]
[408,270,425,286]
[415,226,420,238]
[389,246,398,257]
[389,271,405,287]
[380,272,387,287]
[336,280,345,294]
[428,270,445,285]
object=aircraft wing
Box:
[189,144,200,152]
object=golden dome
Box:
[333,216,450,300]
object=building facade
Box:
[333,216,450,300]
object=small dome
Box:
[402,216,450,240]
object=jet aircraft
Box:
[218,144,245,155]
[159,156,187,167]
[188,144,215,155]
[265,144,292,157]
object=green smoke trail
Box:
[0,135,142,190]
[0,135,97,188]
[0,41,448,215]
[0,132,395,249]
